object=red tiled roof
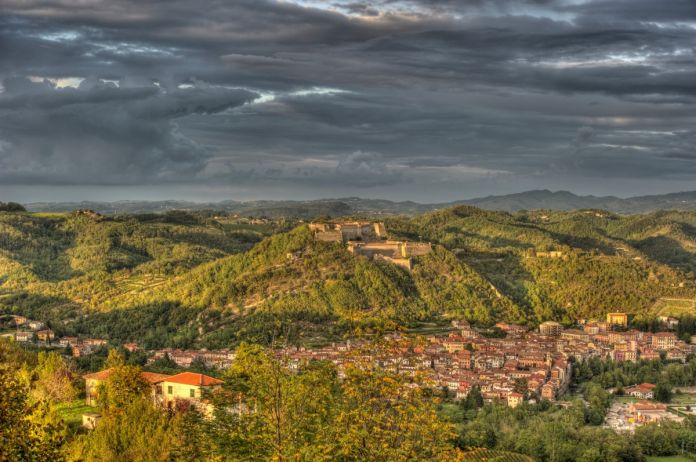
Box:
[84,369,178,384]
[142,372,170,383]
[632,401,666,411]
[160,372,223,386]
[84,368,112,381]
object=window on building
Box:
[190,389,195,398]
[168,385,173,395]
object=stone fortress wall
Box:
[310,221,431,270]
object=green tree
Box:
[104,349,125,369]
[654,382,673,403]
[26,400,69,462]
[69,398,183,462]
[331,365,457,462]
[0,366,33,460]
[513,378,528,397]
[0,201,26,212]
[462,385,484,410]
[0,367,68,461]
[204,344,458,461]
[98,365,150,410]
[32,351,79,402]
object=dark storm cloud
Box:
[0,76,257,184]
[1,0,695,200]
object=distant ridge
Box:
[21,189,696,217]
[464,189,696,214]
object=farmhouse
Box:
[15,331,32,342]
[155,372,224,411]
[624,383,655,400]
[83,369,223,413]
[83,369,170,406]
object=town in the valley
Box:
[2,310,693,431]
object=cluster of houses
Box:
[148,348,235,369]
[277,313,695,408]
[6,309,694,417]
[9,319,110,357]
[540,313,692,363]
[278,321,572,408]
[3,315,238,367]
[2,315,56,344]
[59,336,109,357]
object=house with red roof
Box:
[153,372,224,410]
[83,368,193,406]
[624,383,656,400]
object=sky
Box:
[1,0,695,203]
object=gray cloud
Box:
[0,77,256,184]
[1,0,695,201]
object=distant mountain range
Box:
[22,189,696,217]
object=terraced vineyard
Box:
[461,449,535,462]
[652,297,696,317]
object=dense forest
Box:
[0,206,694,348]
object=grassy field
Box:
[670,393,696,405]
[55,400,93,429]
[646,456,694,462]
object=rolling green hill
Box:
[0,206,694,348]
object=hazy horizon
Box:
[5,187,696,206]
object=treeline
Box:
[573,356,696,396]
[449,397,696,461]
[0,201,26,212]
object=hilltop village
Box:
[310,221,432,270]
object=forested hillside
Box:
[0,206,694,348]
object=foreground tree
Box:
[0,367,33,460]
[67,398,184,462]
[32,351,79,403]
[202,343,459,461]
[98,364,150,410]
[0,367,68,461]
[331,366,457,462]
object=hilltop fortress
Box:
[309,221,431,270]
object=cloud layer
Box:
[1,0,695,201]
